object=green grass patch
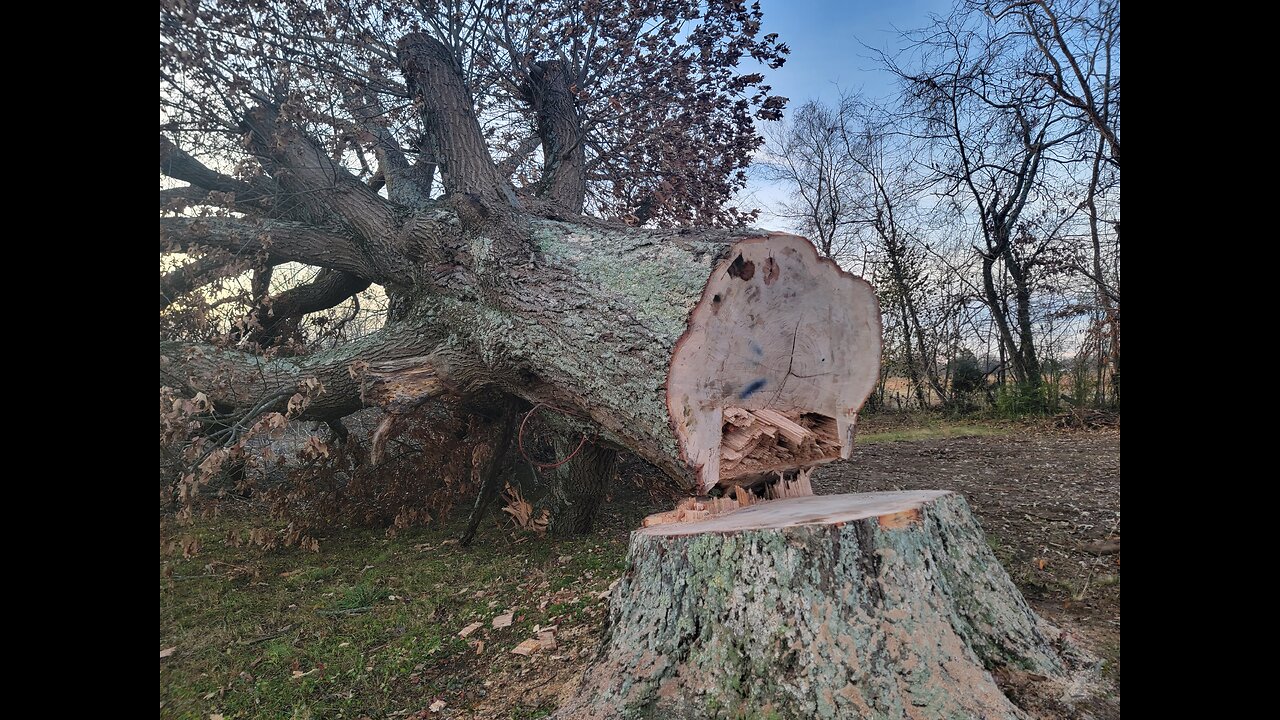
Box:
[160,509,629,719]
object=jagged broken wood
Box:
[556,491,1100,720]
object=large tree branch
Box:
[160,217,379,280]
[526,60,586,213]
[160,326,473,422]
[240,105,399,248]
[159,135,276,208]
[397,33,513,209]
[245,269,372,346]
[344,91,436,206]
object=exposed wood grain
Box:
[667,234,882,492]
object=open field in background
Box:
[877,375,1115,412]
[161,415,1120,719]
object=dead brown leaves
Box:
[501,483,549,535]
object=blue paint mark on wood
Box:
[749,341,764,357]
[739,378,767,399]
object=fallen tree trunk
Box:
[159,34,880,499]
[555,491,1101,719]
[161,218,881,495]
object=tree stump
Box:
[555,491,1099,719]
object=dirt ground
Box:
[813,426,1122,695]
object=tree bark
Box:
[555,491,1100,719]
[527,60,586,213]
[547,441,616,537]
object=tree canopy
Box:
[160,0,788,228]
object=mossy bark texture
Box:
[555,491,1096,720]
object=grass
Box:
[160,509,629,719]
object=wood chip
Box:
[160,647,177,659]
[429,699,447,712]
[536,631,558,650]
[458,622,483,638]
[511,639,541,656]
[491,612,514,629]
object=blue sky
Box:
[756,0,952,104]
[743,0,954,226]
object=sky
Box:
[741,0,954,228]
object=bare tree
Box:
[882,7,1091,395]
[982,0,1120,168]
[762,95,953,408]
[981,0,1120,403]
[759,101,863,263]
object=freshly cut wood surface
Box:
[667,234,882,492]
[638,489,947,536]
[716,408,845,482]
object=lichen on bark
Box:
[554,491,1101,720]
